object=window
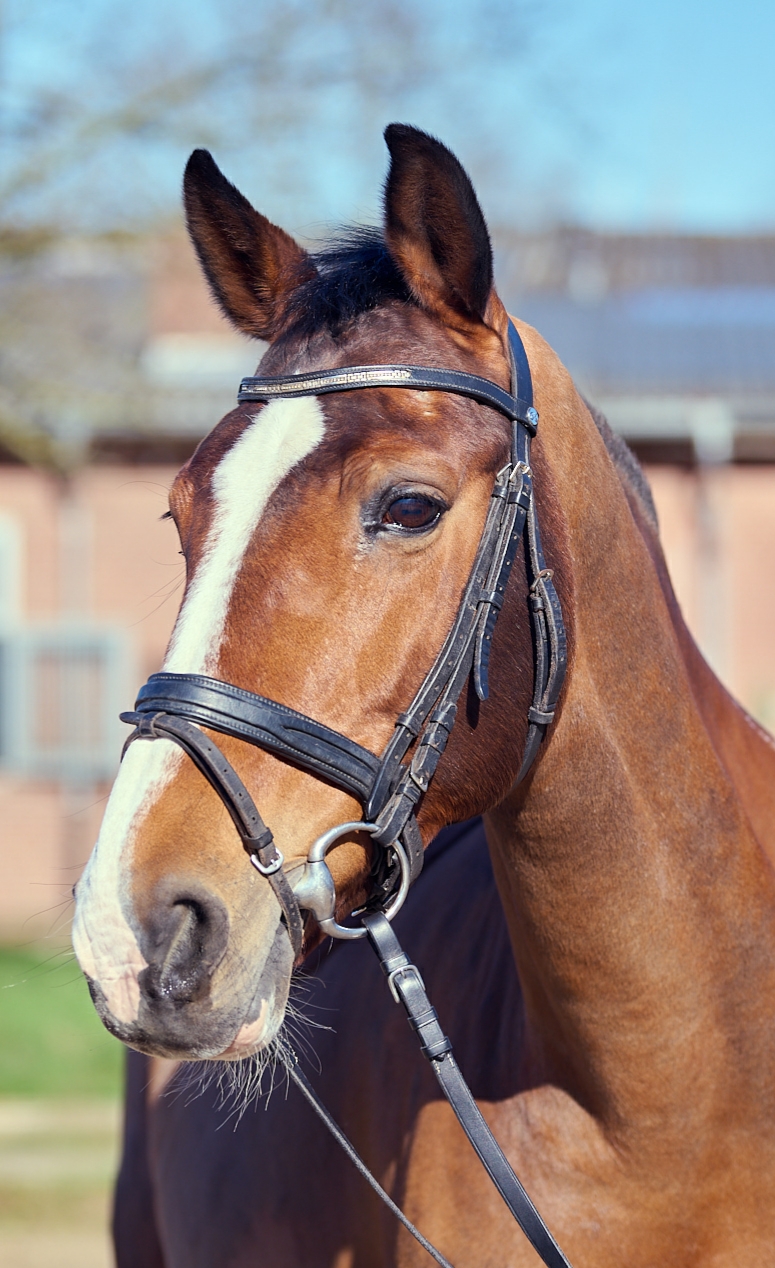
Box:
[0,626,130,781]
[0,514,22,627]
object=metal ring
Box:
[307,819,380,865]
[297,820,412,941]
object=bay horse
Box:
[73,125,775,1267]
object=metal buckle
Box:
[248,849,285,877]
[387,963,426,1005]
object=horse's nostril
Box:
[140,886,229,1007]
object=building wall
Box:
[0,461,774,940]
[649,465,775,726]
[0,465,179,941]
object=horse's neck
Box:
[485,374,775,1139]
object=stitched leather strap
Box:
[366,455,531,831]
[508,314,534,405]
[239,363,538,433]
[362,912,573,1268]
[133,673,381,804]
[473,417,532,700]
[366,322,550,858]
[517,493,568,782]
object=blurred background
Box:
[1,0,775,1264]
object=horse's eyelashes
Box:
[382,495,442,531]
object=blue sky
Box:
[2,0,775,234]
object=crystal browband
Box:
[238,363,538,433]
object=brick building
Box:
[1,228,774,940]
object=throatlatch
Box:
[118,319,571,1268]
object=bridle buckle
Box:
[249,849,285,877]
[387,962,426,1005]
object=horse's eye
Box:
[382,495,441,530]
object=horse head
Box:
[73,125,568,1061]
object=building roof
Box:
[494,229,775,462]
[3,228,775,468]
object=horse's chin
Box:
[87,990,286,1061]
[82,949,291,1062]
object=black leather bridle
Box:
[120,319,571,1268]
[121,320,566,950]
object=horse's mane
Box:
[281,231,661,542]
[284,229,415,338]
[582,396,660,536]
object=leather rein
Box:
[120,319,572,1268]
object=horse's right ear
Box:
[183,150,316,341]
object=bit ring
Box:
[289,820,411,941]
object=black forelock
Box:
[282,228,415,339]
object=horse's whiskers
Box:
[159,976,331,1125]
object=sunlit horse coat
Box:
[75,125,775,1267]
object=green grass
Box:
[0,947,123,1099]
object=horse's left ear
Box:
[383,124,499,332]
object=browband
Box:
[239,363,539,434]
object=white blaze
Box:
[73,397,327,1020]
[72,738,181,1023]
[166,396,327,673]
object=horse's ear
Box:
[383,124,493,329]
[183,150,316,341]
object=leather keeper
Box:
[479,588,505,610]
[241,829,276,859]
[528,706,555,726]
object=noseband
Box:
[121,320,565,953]
[119,319,571,1268]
